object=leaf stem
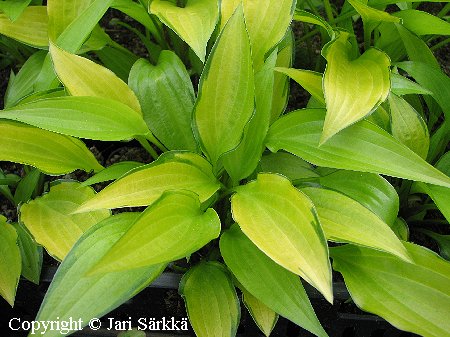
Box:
[430,37,450,51]
[438,2,450,18]
[323,0,335,24]
[136,136,159,160]
[144,132,168,152]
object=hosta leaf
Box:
[149,0,219,62]
[231,173,333,302]
[13,222,42,285]
[91,192,220,274]
[390,73,432,96]
[223,50,277,184]
[265,109,450,188]
[194,5,254,171]
[128,52,197,151]
[0,217,21,306]
[220,224,328,337]
[419,230,450,261]
[276,67,325,104]
[318,170,399,226]
[241,288,278,337]
[348,0,400,35]
[33,213,166,337]
[117,329,146,337]
[331,243,450,337]
[20,182,111,260]
[0,0,32,21]
[260,152,319,181]
[14,168,41,204]
[301,187,410,261]
[293,10,334,38]
[321,32,391,143]
[0,6,48,48]
[4,50,47,108]
[47,0,93,40]
[111,0,160,37]
[0,96,149,141]
[180,262,240,337]
[219,0,240,30]
[393,10,450,36]
[388,93,429,159]
[0,120,102,175]
[391,217,409,241]
[50,43,142,113]
[80,161,143,187]
[76,152,220,212]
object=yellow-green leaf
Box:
[180,262,240,337]
[0,6,48,48]
[149,0,219,62]
[0,120,103,175]
[76,152,220,212]
[276,67,325,104]
[0,217,21,306]
[242,288,278,337]
[0,0,32,22]
[194,5,254,171]
[20,182,110,260]
[231,173,333,303]
[322,32,391,143]
[13,222,42,285]
[47,0,93,40]
[50,43,142,113]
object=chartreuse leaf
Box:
[419,230,450,261]
[301,187,411,262]
[33,213,166,337]
[0,0,32,21]
[219,0,240,30]
[391,217,409,241]
[231,173,333,303]
[0,6,48,48]
[194,5,254,171]
[275,67,325,104]
[390,73,432,96]
[0,96,149,141]
[388,93,429,159]
[241,288,278,337]
[20,182,110,260]
[223,50,277,183]
[321,32,391,143]
[149,0,219,62]
[393,10,450,36]
[0,121,102,175]
[80,161,143,187]
[318,170,399,226]
[47,0,93,40]
[180,262,240,337]
[0,216,21,307]
[49,43,142,114]
[260,152,319,181]
[128,52,197,151]
[77,152,220,212]
[220,224,328,337]
[13,222,42,285]
[293,10,334,38]
[331,242,450,337]
[265,109,450,188]
[91,192,220,274]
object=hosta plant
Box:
[1,0,450,336]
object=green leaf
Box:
[260,152,319,181]
[111,0,160,36]
[293,9,334,38]
[220,224,328,337]
[318,170,399,226]
[129,52,198,151]
[0,6,48,48]
[96,45,139,82]
[117,329,147,337]
[231,173,333,302]
[49,43,142,114]
[0,0,32,21]
[275,67,325,104]
[32,213,166,337]
[390,72,432,96]
[76,152,220,212]
[0,218,21,306]
[14,167,41,204]
[4,50,47,108]
[348,0,400,35]
[301,187,411,261]
[20,182,111,260]
[47,0,93,40]
[391,217,409,241]
[0,120,102,175]
[393,10,450,35]
[419,230,450,261]
[149,0,219,62]
[80,161,143,187]
[13,222,42,285]
[388,93,429,159]
[222,50,277,183]
[90,191,221,274]
[331,242,450,337]
[194,5,254,171]
[265,109,450,188]
[180,262,240,337]
[241,288,278,337]
[0,96,150,141]
[321,32,391,143]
